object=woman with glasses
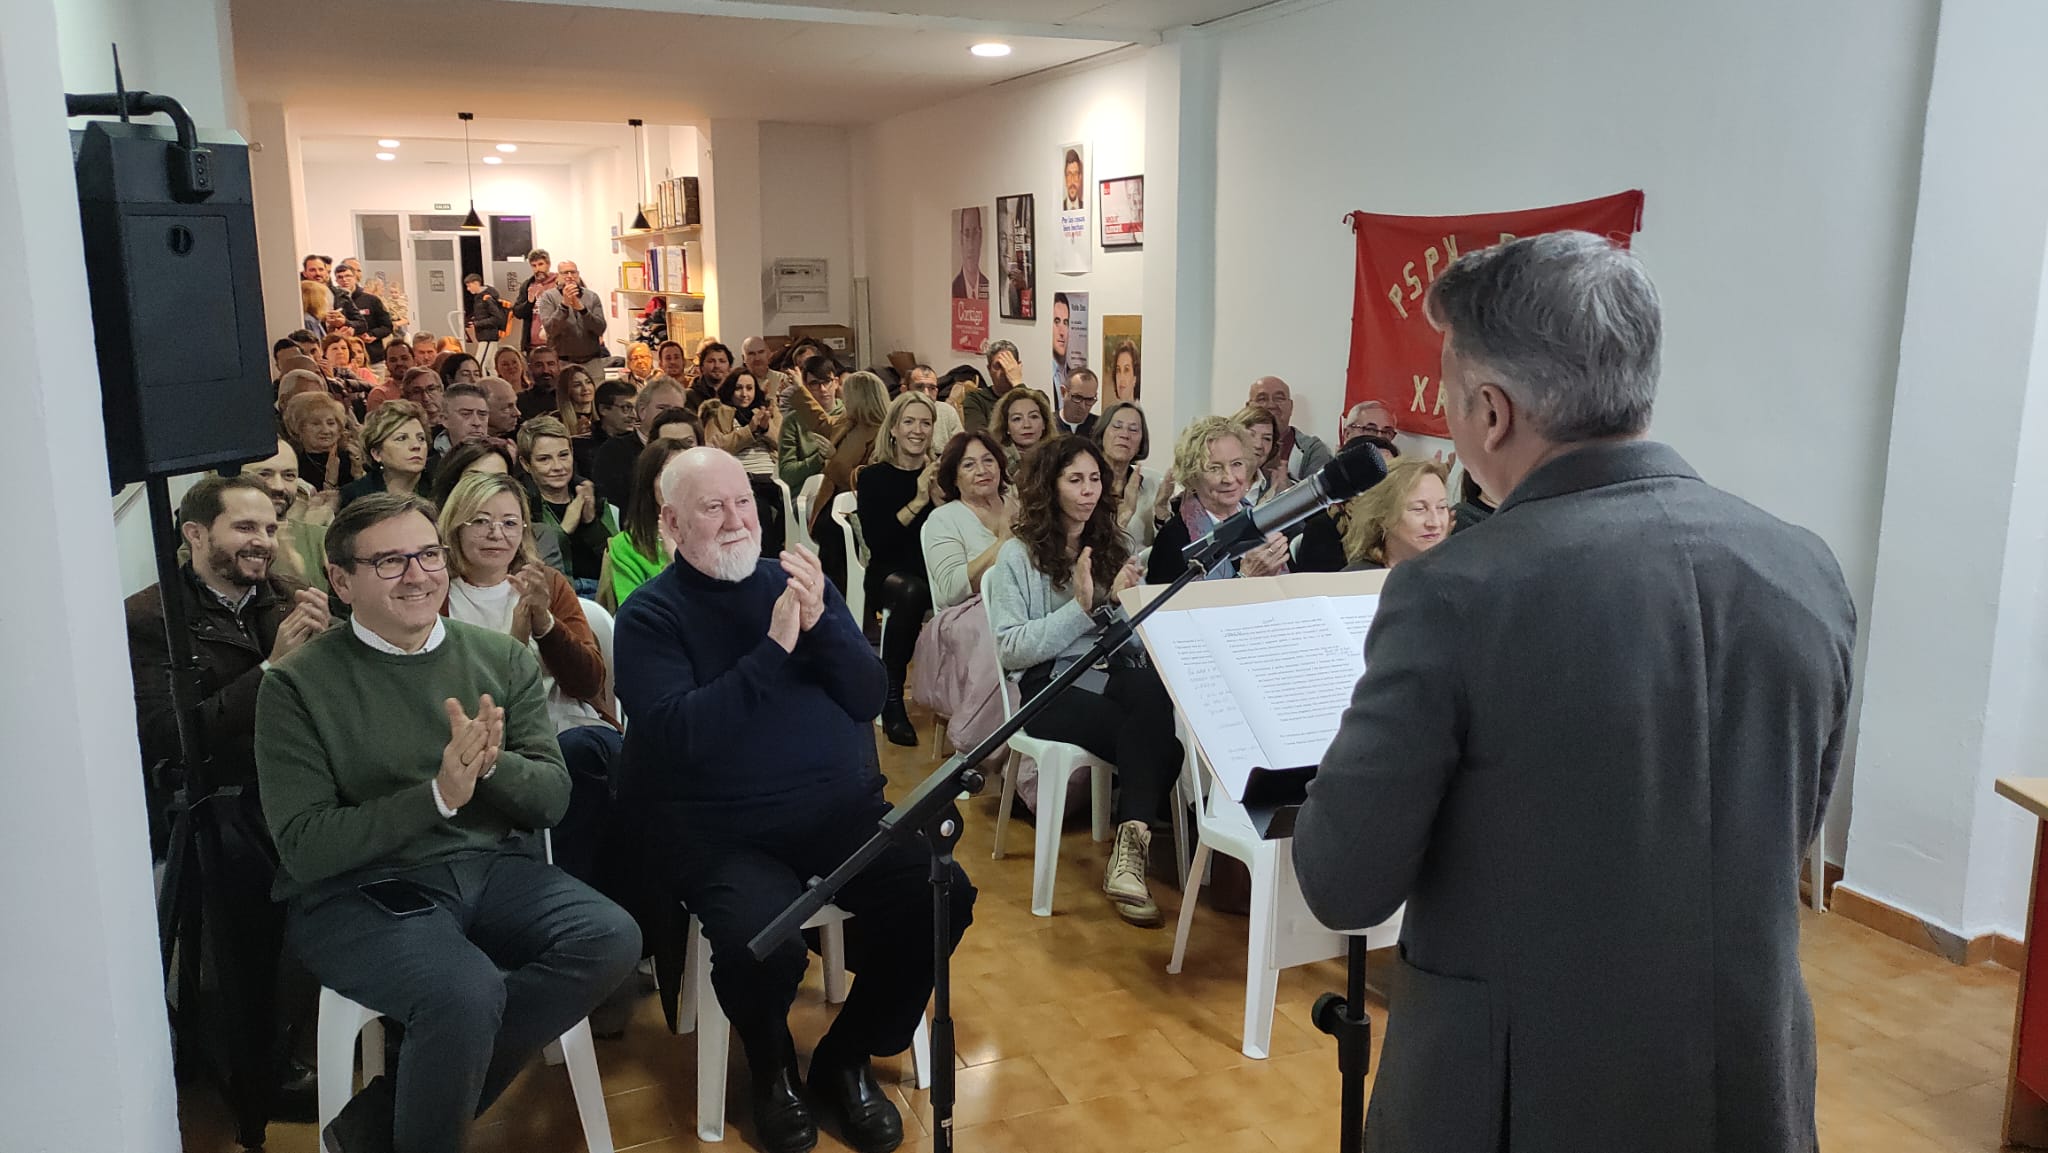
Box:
[1233,403,1287,507]
[435,471,625,899]
[1145,414,1292,586]
[1090,401,1169,552]
[337,400,435,512]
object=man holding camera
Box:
[536,259,609,384]
[256,493,639,1153]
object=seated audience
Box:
[519,417,616,596]
[277,367,326,413]
[780,354,848,490]
[581,379,638,477]
[985,436,1183,926]
[901,362,964,448]
[1248,374,1334,480]
[685,340,734,408]
[321,333,372,404]
[914,430,1013,756]
[288,328,322,359]
[614,449,974,1153]
[555,364,599,437]
[300,280,334,336]
[364,337,417,410]
[440,383,492,448]
[437,351,483,389]
[1234,403,1286,505]
[856,392,940,746]
[482,376,522,438]
[517,345,563,422]
[700,370,783,477]
[256,493,640,1153]
[1340,456,1452,569]
[426,439,518,513]
[809,370,890,594]
[601,438,690,610]
[436,473,623,893]
[623,342,658,389]
[1451,469,1498,535]
[657,339,691,387]
[960,342,1024,434]
[241,439,334,592]
[493,346,530,398]
[337,400,432,509]
[1091,401,1169,551]
[991,386,1053,473]
[282,392,364,493]
[1054,368,1100,437]
[1339,399,1401,453]
[648,408,702,446]
[128,475,332,1117]
[399,367,446,431]
[592,375,687,508]
[273,335,304,378]
[1149,415,1291,585]
[410,331,441,363]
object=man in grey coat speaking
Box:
[1293,231,1855,1153]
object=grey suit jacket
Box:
[1293,440,1853,1153]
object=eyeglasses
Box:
[349,546,449,580]
[463,516,526,540]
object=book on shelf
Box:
[661,245,685,293]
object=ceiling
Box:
[231,0,1273,127]
[297,136,602,167]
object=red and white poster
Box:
[950,206,990,353]
[1343,191,1644,439]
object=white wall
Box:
[760,122,855,335]
[1209,0,1939,866]
[300,160,577,276]
[858,52,1148,405]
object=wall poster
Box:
[949,206,989,354]
[1054,142,1092,274]
[996,194,1036,321]
[1050,290,1088,410]
[1101,314,1142,402]
[1099,176,1143,249]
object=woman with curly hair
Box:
[991,386,1053,474]
[984,435,1183,927]
[280,391,364,492]
[1147,414,1291,586]
[1339,456,1452,570]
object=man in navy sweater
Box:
[614,449,974,1153]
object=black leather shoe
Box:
[807,1056,903,1153]
[319,1073,394,1153]
[272,1058,319,1123]
[881,699,919,747]
[750,1064,818,1153]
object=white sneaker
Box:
[1103,820,1163,927]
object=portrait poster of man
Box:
[950,206,990,353]
[1055,142,1092,274]
[1101,314,1142,402]
[1050,290,1088,410]
[996,194,1036,321]
[1100,176,1143,249]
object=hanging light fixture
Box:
[629,119,651,232]
[458,112,483,230]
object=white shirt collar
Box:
[351,615,446,655]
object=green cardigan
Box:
[606,531,666,607]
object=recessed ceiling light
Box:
[377,139,401,148]
[496,143,518,153]
[375,152,396,161]
[482,155,502,165]
[970,41,1011,58]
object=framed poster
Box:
[996,193,1036,321]
[949,206,989,353]
[1099,176,1143,249]
[1050,290,1087,411]
[1101,314,1142,402]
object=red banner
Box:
[1343,191,1645,439]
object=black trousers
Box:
[659,803,976,1077]
[1021,661,1183,826]
[871,571,931,682]
[286,847,641,1153]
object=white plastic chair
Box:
[796,474,824,539]
[316,832,615,1151]
[830,491,868,628]
[674,904,931,1142]
[1165,731,1403,1059]
[977,570,1114,917]
[772,476,808,553]
[578,598,618,723]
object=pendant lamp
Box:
[458,112,483,230]
[629,119,651,231]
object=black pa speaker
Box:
[71,116,275,485]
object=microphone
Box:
[1183,437,1389,571]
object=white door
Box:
[411,233,465,343]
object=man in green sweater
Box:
[256,493,640,1153]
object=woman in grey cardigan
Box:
[983,436,1184,928]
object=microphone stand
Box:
[749,555,1220,1153]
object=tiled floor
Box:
[180,705,2024,1151]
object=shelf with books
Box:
[619,224,702,243]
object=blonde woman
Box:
[299,279,334,335]
[856,391,941,745]
[435,470,623,889]
[809,370,891,591]
[1233,403,1286,505]
[1339,456,1452,570]
[1147,414,1291,585]
[280,391,363,492]
[337,399,431,509]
